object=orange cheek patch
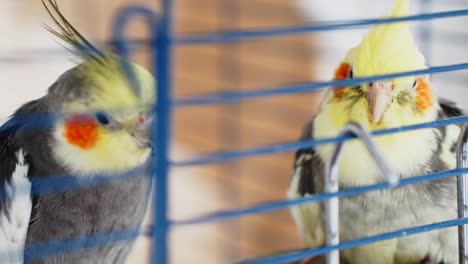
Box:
[333,63,350,99]
[64,115,99,150]
[415,78,433,111]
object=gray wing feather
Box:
[288,118,326,248]
[439,98,464,118]
[291,119,325,196]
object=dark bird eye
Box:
[413,80,418,88]
[95,112,110,125]
[349,67,354,79]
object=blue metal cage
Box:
[149,1,468,263]
[4,0,468,263]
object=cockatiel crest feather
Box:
[42,0,105,64]
[41,0,152,99]
[349,0,426,87]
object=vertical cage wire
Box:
[154,0,173,263]
[458,124,468,264]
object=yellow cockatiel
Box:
[288,0,463,263]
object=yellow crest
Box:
[349,0,426,80]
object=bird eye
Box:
[349,67,353,79]
[412,79,418,88]
[95,112,110,125]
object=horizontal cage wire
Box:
[1,0,468,263]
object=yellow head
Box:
[51,57,155,175]
[314,0,441,186]
[323,0,438,130]
[42,0,156,175]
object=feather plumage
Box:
[41,0,105,64]
[352,0,426,87]
[288,100,464,263]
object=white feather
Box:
[0,149,31,264]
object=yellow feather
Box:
[55,56,155,175]
[351,0,426,89]
[74,55,155,114]
[391,0,409,17]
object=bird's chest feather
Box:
[25,176,150,263]
[27,176,150,240]
[339,179,457,241]
[315,128,440,187]
[17,131,152,262]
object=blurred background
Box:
[1,0,467,263]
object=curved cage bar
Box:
[111,5,159,96]
[324,122,398,264]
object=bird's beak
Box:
[367,81,393,124]
[129,112,153,149]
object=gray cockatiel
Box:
[0,1,155,263]
[287,0,464,263]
